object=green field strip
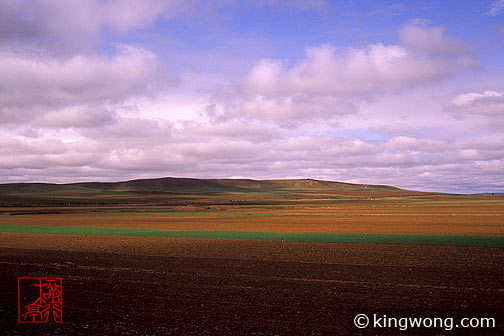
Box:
[0,225,502,248]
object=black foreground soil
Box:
[1,238,502,335]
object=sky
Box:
[0,0,503,193]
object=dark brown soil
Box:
[1,235,502,335]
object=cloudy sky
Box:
[1,0,503,193]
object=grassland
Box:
[1,225,503,248]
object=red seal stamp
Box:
[18,277,63,323]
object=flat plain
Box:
[0,178,503,335]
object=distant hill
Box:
[0,177,431,206]
[0,177,404,194]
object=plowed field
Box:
[1,196,503,335]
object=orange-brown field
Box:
[0,179,503,335]
[1,196,503,235]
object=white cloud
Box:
[386,136,454,153]
[398,19,469,56]
[449,90,504,116]
[36,107,117,129]
[369,123,415,137]
[0,4,502,194]
[1,121,503,192]
[0,45,173,126]
[102,0,175,32]
[0,0,183,53]
[221,93,357,126]
[252,0,326,10]
[179,120,278,142]
[212,21,474,126]
[487,0,504,16]
[246,23,473,97]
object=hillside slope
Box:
[0,177,427,206]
